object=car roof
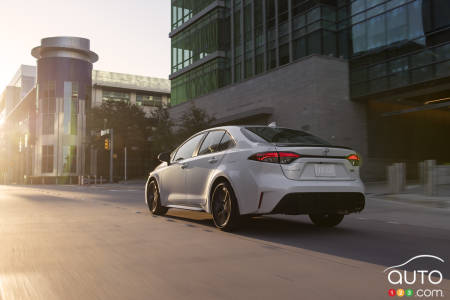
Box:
[196,125,249,134]
[203,125,289,132]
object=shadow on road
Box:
[164,210,450,278]
[12,193,78,203]
[9,185,449,279]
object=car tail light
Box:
[248,152,300,164]
[347,154,360,166]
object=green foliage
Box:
[148,106,177,161]
[176,103,215,142]
[87,101,215,170]
[87,101,151,151]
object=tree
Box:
[148,106,177,164]
[87,101,152,178]
[86,101,216,176]
[87,100,151,149]
[176,103,215,142]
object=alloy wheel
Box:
[148,181,158,213]
[212,184,232,228]
[147,180,168,215]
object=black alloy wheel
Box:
[147,180,168,215]
[211,181,240,231]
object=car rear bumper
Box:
[240,176,366,215]
[271,192,365,215]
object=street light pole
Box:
[124,146,127,181]
[109,128,114,183]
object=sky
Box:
[0,0,171,90]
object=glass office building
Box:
[170,0,450,180]
[170,0,450,104]
[346,0,450,98]
[171,1,230,105]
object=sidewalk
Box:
[365,181,450,209]
[117,178,147,185]
[91,178,146,189]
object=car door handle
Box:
[181,163,188,169]
[208,157,218,164]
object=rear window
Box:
[245,127,330,145]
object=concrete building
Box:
[92,70,170,114]
[169,0,450,180]
[0,36,170,184]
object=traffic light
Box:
[104,138,110,150]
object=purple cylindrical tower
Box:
[31,37,98,181]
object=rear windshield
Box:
[245,127,330,145]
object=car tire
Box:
[211,181,240,231]
[147,179,168,216]
[309,213,344,227]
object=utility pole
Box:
[101,125,114,183]
[109,128,114,183]
[124,147,127,181]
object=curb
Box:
[366,193,450,209]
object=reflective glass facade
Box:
[172,0,217,30]
[63,82,79,135]
[41,145,54,173]
[172,8,227,73]
[40,81,56,135]
[171,58,228,106]
[170,0,450,105]
[171,5,230,105]
[345,0,450,98]
[63,145,77,173]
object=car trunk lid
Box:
[274,145,358,181]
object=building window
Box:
[255,53,264,74]
[136,94,163,107]
[171,58,224,105]
[63,145,77,173]
[64,82,79,135]
[42,114,55,135]
[386,6,407,45]
[40,81,56,102]
[41,81,56,135]
[171,0,216,30]
[42,145,54,173]
[279,43,290,66]
[244,2,253,78]
[171,8,225,74]
[102,90,130,103]
[367,14,386,50]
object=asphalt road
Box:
[0,184,449,300]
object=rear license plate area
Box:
[314,164,336,177]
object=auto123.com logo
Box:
[384,255,445,298]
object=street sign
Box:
[101,129,110,136]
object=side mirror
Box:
[158,152,171,165]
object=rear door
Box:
[186,130,233,207]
